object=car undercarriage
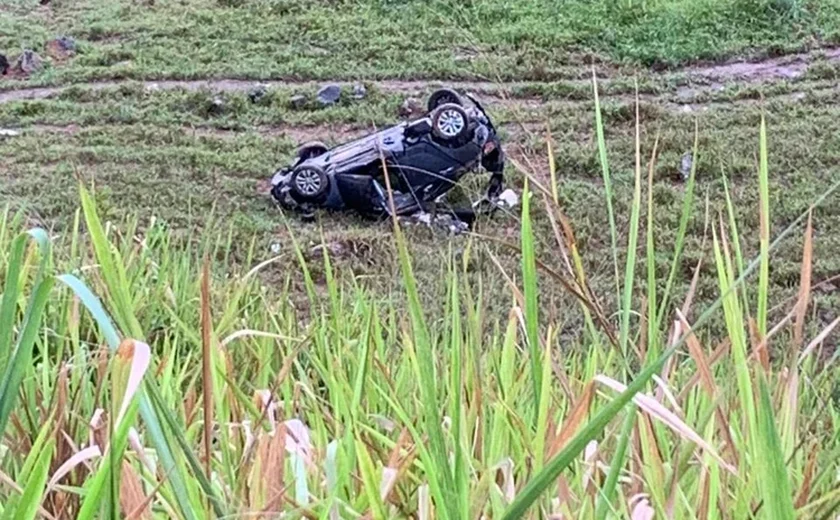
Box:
[269,88,509,226]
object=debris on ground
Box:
[317,84,341,106]
[288,94,307,109]
[145,82,160,92]
[352,83,367,100]
[679,152,693,181]
[11,50,44,76]
[46,36,76,61]
[0,54,8,75]
[248,84,268,104]
[398,97,423,118]
[401,211,470,234]
[0,129,21,138]
[497,188,519,208]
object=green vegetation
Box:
[2,0,840,84]
[2,100,839,517]
[2,79,839,326]
[2,0,840,516]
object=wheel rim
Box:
[295,169,322,195]
[437,109,465,137]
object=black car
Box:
[269,88,506,223]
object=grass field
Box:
[2,0,840,517]
[3,0,839,83]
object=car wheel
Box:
[431,103,470,142]
[427,88,463,112]
[290,164,329,201]
[296,141,329,160]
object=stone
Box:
[679,152,693,181]
[288,94,307,109]
[207,96,225,115]
[57,36,76,52]
[352,83,367,100]
[248,84,268,103]
[316,84,341,106]
[46,36,76,60]
[12,50,44,76]
[0,128,21,138]
[398,97,423,118]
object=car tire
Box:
[290,164,329,201]
[296,141,329,160]
[431,103,470,142]
[427,88,463,112]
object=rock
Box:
[0,54,8,75]
[316,84,341,106]
[352,83,367,100]
[679,152,693,181]
[0,128,21,138]
[399,97,423,118]
[46,36,76,60]
[248,84,268,104]
[12,50,44,76]
[207,96,225,115]
[57,36,76,52]
[288,94,307,109]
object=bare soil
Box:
[1,46,838,105]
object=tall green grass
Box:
[1,80,839,519]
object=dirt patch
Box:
[1,46,839,106]
[684,47,840,82]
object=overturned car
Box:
[269,88,507,224]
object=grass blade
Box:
[755,371,796,519]
[619,81,644,358]
[592,68,620,301]
[595,410,635,520]
[0,229,53,437]
[521,177,543,413]
[14,438,55,520]
[757,113,771,337]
